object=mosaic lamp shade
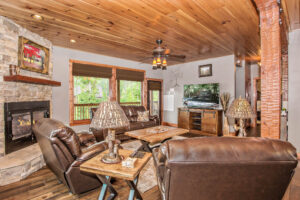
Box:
[226,97,256,119]
[90,101,129,130]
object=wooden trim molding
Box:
[162,122,178,127]
[70,119,91,126]
[146,78,164,123]
[69,60,75,125]
[4,75,61,86]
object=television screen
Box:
[183,83,220,108]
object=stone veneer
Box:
[0,16,53,185]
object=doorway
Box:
[147,79,163,123]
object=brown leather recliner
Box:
[153,137,298,200]
[90,105,160,141]
[33,118,108,194]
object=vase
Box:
[223,116,230,136]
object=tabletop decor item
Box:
[18,37,49,74]
[90,101,129,164]
[226,97,256,137]
[220,92,231,136]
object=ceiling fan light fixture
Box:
[162,57,167,67]
[152,58,157,66]
[156,57,161,65]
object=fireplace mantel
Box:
[4,75,61,87]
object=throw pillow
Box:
[137,111,150,122]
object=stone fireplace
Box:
[0,16,53,185]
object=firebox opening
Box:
[4,101,50,154]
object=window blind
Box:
[148,81,161,90]
[72,63,112,78]
[116,68,144,81]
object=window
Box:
[73,76,109,121]
[119,80,142,106]
[69,60,145,126]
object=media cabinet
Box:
[178,107,223,136]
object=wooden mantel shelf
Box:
[3,75,61,87]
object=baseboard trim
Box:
[162,122,178,127]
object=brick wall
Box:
[254,0,281,139]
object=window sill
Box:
[70,119,91,126]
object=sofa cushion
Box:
[121,106,146,122]
[137,110,150,122]
[142,120,157,128]
[129,122,144,130]
[52,127,82,158]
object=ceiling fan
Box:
[140,39,186,70]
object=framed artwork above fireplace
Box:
[18,36,49,74]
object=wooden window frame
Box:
[146,78,164,123]
[117,79,143,106]
[69,60,146,126]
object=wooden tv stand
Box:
[178,107,223,136]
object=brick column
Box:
[254,0,281,138]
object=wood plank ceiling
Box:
[282,0,300,31]
[0,0,260,65]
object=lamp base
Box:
[101,154,124,164]
[238,119,247,137]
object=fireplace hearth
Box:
[4,101,50,154]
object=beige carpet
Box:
[121,140,157,193]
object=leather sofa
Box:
[33,118,108,194]
[153,137,298,200]
[90,105,159,141]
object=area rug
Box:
[120,140,157,193]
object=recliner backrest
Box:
[159,137,298,200]
[33,118,78,185]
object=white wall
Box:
[52,46,163,132]
[162,55,235,124]
[288,29,300,151]
[235,60,246,98]
[250,64,260,107]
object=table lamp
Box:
[90,101,129,163]
[226,97,256,137]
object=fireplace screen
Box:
[4,101,50,154]
[11,112,32,140]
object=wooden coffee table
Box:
[125,125,189,152]
[80,149,151,200]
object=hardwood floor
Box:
[0,167,161,200]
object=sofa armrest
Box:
[77,132,97,147]
[150,115,160,125]
[72,142,108,167]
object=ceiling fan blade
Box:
[138,57,153,63]
[164,48,171,55]
[168,54,186,59]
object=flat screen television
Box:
[183,83,220,108]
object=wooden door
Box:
[178,109,190,129]
[201,110,217,133]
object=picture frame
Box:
[18,36,49,74]
[199,64,212,77]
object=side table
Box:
[80,149,152,200]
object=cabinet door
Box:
[178,110,190,129]
[201,111,216,133]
